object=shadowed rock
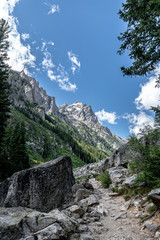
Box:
[0,156,75,212]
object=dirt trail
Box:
[88,178,155,240]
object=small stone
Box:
[67,205,84,217]
[79,233,94,240]
[79,225,89,233]
[120,201,131,211]
[75,189,92,202]
[88,195,99,206]
[115,212,127,220]
[96,204,108,216]
[143,221,160,232]
[135,212,143,218]
[108,192,119,197]
[155,231,160,238]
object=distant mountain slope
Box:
[58,101,124,149]
[8,70,124,166]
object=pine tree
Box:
[0,19,11,181]
[43,133,52,159]
[8,122,30,175]
[0,19,10,147]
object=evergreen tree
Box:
[0,19,11,181]
[8,122,30,175]
[43,133,52,159]
[118,0,160,76]
[0,19,10,148]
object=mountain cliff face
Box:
[8,70,124,161]
[8,70,59,118]
[58,101,123,149]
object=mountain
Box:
[58,101,123,149]
[7,70,124,167]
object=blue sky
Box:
[1,0,160,139]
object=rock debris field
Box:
[86,178,158,240]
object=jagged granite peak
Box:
[58,101,99,127]
[9,70,59,116]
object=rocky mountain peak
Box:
[58,101,99,127]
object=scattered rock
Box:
[75,189,92,202]
[143,221,160,232]
[67,205,84,217]
[115,212,127,220]
[108,192,119,197]
[79,233,94,240]
[155,231,160,238]
[88,195,99,206]
[0,207,78,240]
[122,174,137,188]
[148,188,160,206]
[108,166,128,184]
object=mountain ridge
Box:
[9,69,124,150]
[8,69,124,166]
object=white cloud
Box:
[41,43,77,91]
[21,33,30,41]
[135,65,160,110]
[95,109,117,124]
[48,68,77,92]
[68,51,81,74]
[41,41,54,52]
[123,112,154,135]
[0,0,36,72]
[45,3,60,15]
[42,51,55,69]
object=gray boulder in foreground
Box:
[0,156,75,212]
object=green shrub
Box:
[147,205,157,214]
[100,170,112,188]
[124,195,131,201]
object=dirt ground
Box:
[88,178,158,240]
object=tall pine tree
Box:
[0,19,11,181]
[8,122,30,175]
[0,19,10,148]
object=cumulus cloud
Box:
[135,65,160,110]
[21,33,30,41]
[95,109,117,124]
[68,51,81,74]
[0,0,36,72]
[123,112,155,135]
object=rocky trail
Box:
[86,178,158,240]
[1,156,160,240]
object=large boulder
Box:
[0,156,75,212]
[108,143,130,168]
[108,166,128,184]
